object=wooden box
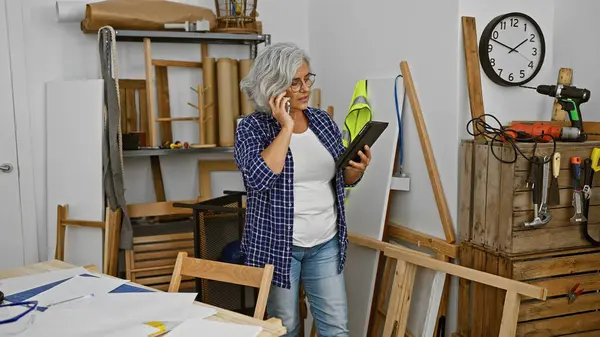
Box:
[458,140,600,256]
[457,243,600,337]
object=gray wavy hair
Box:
[240,42,310,112]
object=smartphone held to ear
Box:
[285,101,291,113]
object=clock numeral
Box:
[532,47,538,56]
[530,33,536,42]
[498,69,503,76]
[490,58,495,66]
[500,21,507,30]
[524,23,528,32]
[528,61,534,69]
[492,31,499,39]
[510,18,519,27]
[520,70,525,78]
[509,73,514,81]
[488,44,493,53]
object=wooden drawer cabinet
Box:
[458,243,600,337]
[459,140,600,256]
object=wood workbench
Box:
[0,259,286,337]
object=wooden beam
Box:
[399,61,456,243]
[551,68,573,121]
[461,16,486,141]
[383,245,547,300]
[151,59,202,68]
[387,222,460,258]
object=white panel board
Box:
[344,77,403,337]
[46,79,104,269]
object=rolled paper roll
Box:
[239,59,254,115]
[217,58,235,147]
[202,57,218,145]
[231,59,240,117]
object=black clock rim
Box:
[478,12,546,87]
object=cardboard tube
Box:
[231,59,240,117]
[239,59,254,115]
[312,88,321,109]
[217,58,235,147]
[202,57,218,145]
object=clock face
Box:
[479,13,546,86]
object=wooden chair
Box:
[124,199,206,291]
[168,251,274,320]
[347,233,547,337]
[55,204,122,276]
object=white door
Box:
[0,0,25,270]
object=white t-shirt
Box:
[288,128,338,247]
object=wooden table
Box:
[0,260,286,337]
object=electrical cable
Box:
[465,113,556,164]
[394,74,404,172]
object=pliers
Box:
[567,283,584,304]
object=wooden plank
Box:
[528,273,600,297]
[154,66,172,144]
[498,146,516,253]
[458,141,474,242]
[516,311,600,336]
[119,79,146,89]
[152,59,202,68]
[498,291,521,337]
[519,292,600,322]
[457,244,473,337]
[485,145,502,249]
[143,38,157,147]
[125,88,138,132]
[119,87,128,134]
[150,156,166,202]
[513,252,600,281]
[551,68,573,121]
[493,255,510,337]
[471,249,485,336]
[513,187,600,212]
[513,206,600,231]
[472,144,489,246]
[514,142,600,171]
[400,61,456,243]
[138,88,148,137]
[509,223,600,255]
[386,223,459,258]
[483,254,499,336]
[461,17,486,141]
[514,167,600,192]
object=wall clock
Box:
[478,12,546,86]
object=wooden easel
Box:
[369,61,459,336]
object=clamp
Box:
[567,283,584,304]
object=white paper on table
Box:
[166,318,262,337]
[0,267,88,296]
[30,274,129,307]
[18,292,202,337]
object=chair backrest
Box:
[169,252,274,320]
[55,204,121,276]
[118,79,147,135]
[124,200,198,291]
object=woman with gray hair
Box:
[234,42,371,337]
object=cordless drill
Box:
[536,84,591,142]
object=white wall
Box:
[553,0,600,121]
[8,0,309,260]
[309,0,559,335]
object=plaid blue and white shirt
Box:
[234,107,360,289]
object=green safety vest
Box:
[342,80,372,147]
[342,80,372,202]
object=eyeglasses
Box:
[290,73,316,92]
[0,300,38,335]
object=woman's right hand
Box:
[269,92,293,131]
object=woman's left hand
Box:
[347,145,372,173]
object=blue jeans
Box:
[266,235,349,337]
